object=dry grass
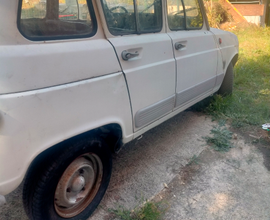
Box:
[204,0,232,28]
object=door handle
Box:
[175,42,185,50]
[122,50,139,60]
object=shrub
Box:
[204,0,231,28]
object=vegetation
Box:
[204,0,231,28]
[204,26,270,133]
[204,122,235,152]
[188,155,199,165]
[109,201,168,220]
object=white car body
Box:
[0,0,238,213]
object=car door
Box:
[166,0,218,108]
[98,0,176,131]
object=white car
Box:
[0,0,238,219]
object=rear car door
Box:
[166,0,218,108]
[98,0,176,131]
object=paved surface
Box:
[1,111,270,220]
[90,111,214,220]
[0,196,6,207]
[154,138,270,220]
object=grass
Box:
[187,155,199,165]
[109,201,168,220]
[204,26,270,132]
[204,122,235,152]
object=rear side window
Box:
[167,0,203,30]
[18,0,97,41]
[102,0,136,34]
[136,0,162,32]
[183,0,203,29]
[101,0,162,35]
[167,0,185,30]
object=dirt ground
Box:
[0,111,270,220]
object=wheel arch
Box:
[23,124,117,219]
[230,53,238,67]
[222,53,238,79]
[23,123,123,187]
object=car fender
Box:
[210,28,239,92]
[0,72,133,195]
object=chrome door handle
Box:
[122,50,139,60]
[175,42,185,50]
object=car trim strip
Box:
[135,95,175,128]
[176,76,216,107]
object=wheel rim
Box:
[54,153,103,218]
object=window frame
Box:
[167,0,204,31]
[17,0,98,41]
[101,0,163,36]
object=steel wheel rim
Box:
[54,153,103,218]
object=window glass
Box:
[21,0,46,19]
[101,0,136,35]
[102,0,162,35]
[19,0,96,40]
[167,0,185,30]
[136,0,162,32]
[182,0,203,29]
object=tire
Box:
[218,62,234,96]
[23,137,112,220]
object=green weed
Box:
[110,206,134,220]
[204,124,234,152]
[188,155,199,165]
[109,201,168,220]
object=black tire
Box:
[218,62,234,96]
[23,137,112,220]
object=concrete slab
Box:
[153,134,270,220]
[89,111,214,219]
[0,195,6,206]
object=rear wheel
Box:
[23,137,112,220]
[218,62,234,96]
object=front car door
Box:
[166,0,218,108]
[97,0,176,131]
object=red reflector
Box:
[219,38,222,44]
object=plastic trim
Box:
[176,76,216,107]
[135,95,175,128]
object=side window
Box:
[19,0,97,40]
[137,0,162,32]
[167,0,185,30]
[102,0,136,35]
[167,0,203,30]
[183,0,203,29]
[102,0,162,35]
